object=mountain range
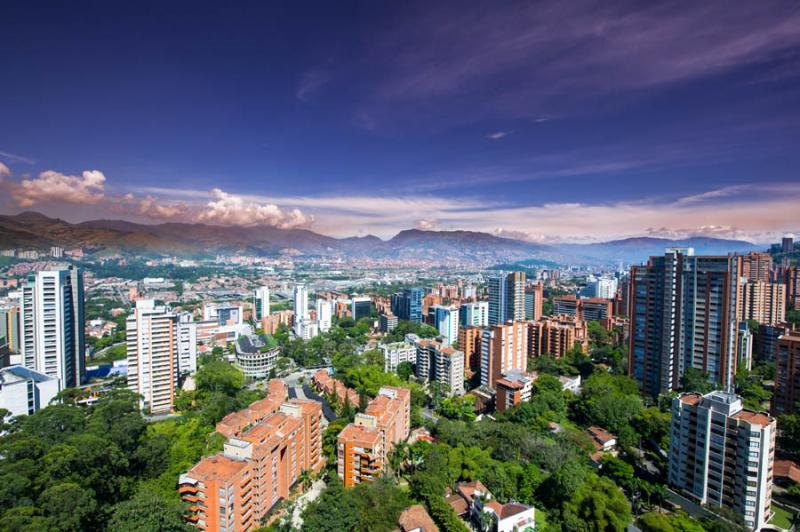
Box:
[0,211,762,265]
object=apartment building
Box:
[458,325,483,376]
[433,305,459,345]
[772,334,800,416]
[553,295,612,322]
[312,369,360,406]
[414,338,465,396]
[180,399,324,532]
[668,391,775,531]
[528,315,587,358]
[741,252,773,283]
[460,301,488,327]
[480,321,528,387]
[495,369,537,412]
[337,386,411,487]
[216,379,286,438]
[19,267,85,387]
[127,299,179,414]
[488,272,525,326]
[783,266,799,310]
[739,281,785,325]
[380,341,416,373]
[524,282,544,321]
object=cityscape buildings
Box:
[480,321,528,387]
[391,288,423,323]
[413,337,465,396]
[524,281,544,321]
[433,304,459,345]
[351,296,372,322]
[739,281,786,325]
[488,272,525,326]
[253,285,271,321]
[528,315,588,358]
[772,333,800,416]
[460,301,488,327]
[380,341,416,374]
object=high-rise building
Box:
[351,296,372,322]
[739,281,785,325]
[783,236,794,254]
[460,301,488,327]
[480,321,528,387]
[413,338,465,395]
[553,296,611,321]
[253,286,271,321]
[379,313,398,333]
[668,391,775,531]
[524,282,544,321]
[783,266,800,310]
[380,341,416,373]
[177,313,198,375]
[488,272,525,326]
[757,322,797,362]
[316,298,332,332]
[19,267,85,388]
[737,321,753,372]
[741,252,773,283]
[587,277,618,300]
[180,399,324,531]
[391,288,423,322]
[628,249,742,397]
[127,299,179,414]
[338,386,411,487]
[293,284,309,337]
[433,305,459,345]
[0,306,19,356]
[458,326,483,376]
[772,333,800,416]
[528,315,588,358]
[203,304,243,326]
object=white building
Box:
[202,304,243,326]
[294,284,309,337]
[316,298,333,333]
[380,342,416,373]
[434,305,459,345]
[19,267,85,388]
[177,313,198,375]
[413,337,465,396]
[127,300,179,414]
[0,365,60,417]
[461,301,488,327]
[668,391,776,531]
[234,334,279,379]
[253,286,271,321]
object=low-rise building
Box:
[446,480,536,532]
[0,365,60,417]
[234,334,279,379]
[494,370,537,412]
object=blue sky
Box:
[1,1,799,242]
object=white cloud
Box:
[415,218,440,230]
[12,169,106,207]
[486,131,509,140]
[0,162,10,180]
[197,188,314,229]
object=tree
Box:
[39,482,98,532]
[195,360,244,396]
[438,396,476,422]
[562,475,632,532]
[301,480,359,532]
[397,361,414,381]
[108,490,191,532]
[681,368,714,394]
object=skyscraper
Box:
[316,298,332,332]
[488,272,525,326]
[669,391,775,531]
[739,281,785,325]
[480,321,528,387]
[293,284,309,336]
[772,333,800,416]
[741,252,773,283]
[391,288,423,322]
[127,299,179,414]
[524,282,543,321]
[629,249,742,396]
[19,267,85,388]
[253,285,271,320]
[433,305,459,345]
[177,312,198,375]
[460,301,488,327]
[782,236,794,253]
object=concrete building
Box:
[253,286,271,321]
[480,321,528,387]
[629,249,742,397]
[414,338,465,396]
[127,299,179,414]
[203,304,243,326]
[458,326,483,376]
[741,252,773,283]
[524,282,543,321]
[757,322,797,362]
[460,301,488,327]
[379,313,398,333]
[528,315,587,358]
[739,281,785,325]
[316,298,333,333]
[380,341,416,373]
[0,365,60,417]
[337,386,411,487]
[234,334,279,379]
[293,284,309,337]
[433,305,459,345]
[178,313,198,375]
[668,391,775,531]
[180,399,324,532]
[488,272,526,326]
[772,334,800,416]
[783,266,800,310]
[782,236,794,254]
[495,369,537,412]
[737,321,754,372]
[0,306,19,356]
[553,295,612,322]
[19,267,85,388]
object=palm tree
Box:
[388,441,407,477]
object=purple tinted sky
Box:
[1,1,799,242]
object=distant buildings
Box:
[253,286,270,321]
[391,288,423,323]
[458,326,483,376]
[629,249,742,396]
[293,284,310,337]
[337,386,410,487]
[488,272,525,326]
[669,391,775,531]
[553,295,612,322]
[782,235,794,253]
[433,304,459,345]
[783,266,800,310]
[460,301,488,327]
[20,267,85,388]
[203,303,243,326]
[261,310,293,335]
[0,306,19,356]
[316,298,333,333]
[480,321,528,387]
[0,365,60,416]
[379,313,398,333]
[351,296,372,322]
[127,299,180,414]
[180,399,324,531]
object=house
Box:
[397,504,439,532]
[446,480,536,532]
[587,425,618,463]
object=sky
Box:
[1,0,800,243]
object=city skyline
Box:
[2,1,800,243]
